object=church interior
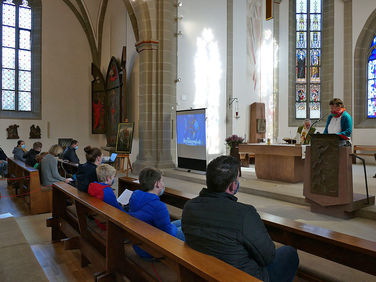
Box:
[0,0,376,281]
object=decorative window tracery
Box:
[367,36,376,118]
[1,0,32,112]
[295,0,322,119]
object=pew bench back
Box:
[7,158,51,214]
[118,176,376,277]
[50,182,259,282]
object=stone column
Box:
[132,0,176,172]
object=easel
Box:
[116,154,133,176]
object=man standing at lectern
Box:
[323,98,352,145]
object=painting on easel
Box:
[116,122,134,154]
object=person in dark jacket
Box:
[76,146,102,192]
[182,156,299,282]
[0,147,8,177]
[129,167,184,258]
[12,140,27,162]
[62,139,80,164]
[25,142,42,167]
[88,164,124,211]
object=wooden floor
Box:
[1,180,310,282]
[31,243,96,281]
[0,181,96,281]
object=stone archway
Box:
[354,9,376,128]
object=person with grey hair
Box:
[296,119,316,144]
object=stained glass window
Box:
[367,36,376,118]
[295,0,322,119]
[1,1,32,112]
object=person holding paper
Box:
[129,167,185,258]
[88,164,125,212]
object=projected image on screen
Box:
[176,109,207,171]
[177,114,206,146]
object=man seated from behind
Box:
[88,164,125,211]
[129,167,184,258]
[12,140,27,162]
[62,139,80,164]
[182,156,299,282]
[25,142,42,167]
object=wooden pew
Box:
[352,145,376,164]
[47,182,259,282]
[7,158,51,214]
[57,158,78,178]
[118,176,376,277]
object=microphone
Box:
[310,112,329,128]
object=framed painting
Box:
[116,122,134,154]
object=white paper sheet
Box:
[117,189,133,205]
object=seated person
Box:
[12,140,27,162]
[25,142,42,167]
[129,167,184,258]
[296,119,315,144]
[34,152,48,170]
[0,147,8,178]
[182,156,299,282]
[76,146,102,192]
[40,145,71,186]
[323,98,353,144]
[88,164,125,211]
[62,139,80,164]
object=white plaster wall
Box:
[100,0,139,163]
[232,0,254,139]
[352,0,376,145]
[83,0,101,37]
[0,0,138,162]
[176,0,227,161]
[101,0,128,74]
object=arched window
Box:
[367,36,376,118]
[0,0,40,118]
[295,0,322,119]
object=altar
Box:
[239,143,304,183]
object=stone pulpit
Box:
[304,134,374,218]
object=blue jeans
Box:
[172,220,185,241]
[0,161,8,177]
[266,246,299,282]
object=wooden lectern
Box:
[303,134,374,218]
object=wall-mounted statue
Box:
[29,125,41,139]
[6,124,19,139]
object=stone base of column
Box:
[132,159,176,174]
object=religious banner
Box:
[91,64,106,134]
[105,57,122,147]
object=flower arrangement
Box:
[225,134,245,147]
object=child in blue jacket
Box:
[88,164,125,212]
[129,167,185,258]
